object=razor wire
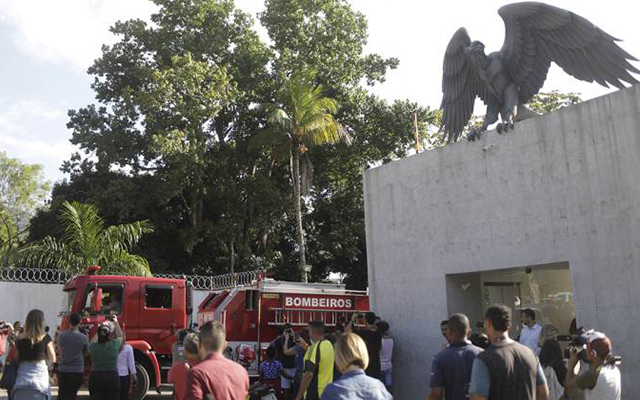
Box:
[0,267,264,291]
[155,270,264,290]
[0,267,72,284]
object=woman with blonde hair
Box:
[320,333,392,400]
[12,309,56,400]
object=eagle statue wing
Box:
[440,28,495,143]
[499,2,639,104]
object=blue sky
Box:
[1,0,639,185]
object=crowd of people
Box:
[426,305,621,400]
[0,310,394,400]
[0,310,137,400]
[166,311,395,400]
[165,312,395,400]
[0,304,622,400]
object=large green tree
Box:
[63,0,288,274]
[21,201,152,275]
[0,151,50,267]
[31,0,437,287]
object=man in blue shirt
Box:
[427,313,483,400]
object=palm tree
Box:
[19,201,153,276]
[253,75,351,282]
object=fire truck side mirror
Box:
[91,288,103,314]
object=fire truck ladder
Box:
[268,308,368,327]
[215,287,241,325]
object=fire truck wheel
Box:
[131,362,150,400]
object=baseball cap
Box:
[585,330,612,357]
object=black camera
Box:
[285,328,294,336]
[559,328,621,365]
[79,324,91,335]
[558,328,591,363]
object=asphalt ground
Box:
[1,385,175,399]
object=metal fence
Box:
[0,267,264,291]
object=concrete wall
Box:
[0,281,210,329]
[364,85,640,400]
[0,282,65,329]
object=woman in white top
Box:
[376,321,393,393]
[117,337,137,400]
[13,309,56,400]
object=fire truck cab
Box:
[197,277,369,374]
[60,268,192,400]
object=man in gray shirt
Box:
[57,312,88,400]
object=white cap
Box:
[584,329,606,343]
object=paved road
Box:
[1,386,175,399]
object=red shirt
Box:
[169,362,193,400]
[185,352,249,400]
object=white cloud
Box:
[0,98,75,183]
[0,0,157,73]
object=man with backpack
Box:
[294,321,334,400]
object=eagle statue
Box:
[440,2,639,142]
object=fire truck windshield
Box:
[63,289,76,314]
[83,285,124,315]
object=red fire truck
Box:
[58,268,368,400]
[197,277,369,375]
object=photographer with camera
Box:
[283,328,311,397]
[564,331,621,400]
[346,312,382,380]
[88,315,124,400]
[272,323,297,400]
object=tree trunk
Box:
[291,143,307,282]
[229,240,235,273]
